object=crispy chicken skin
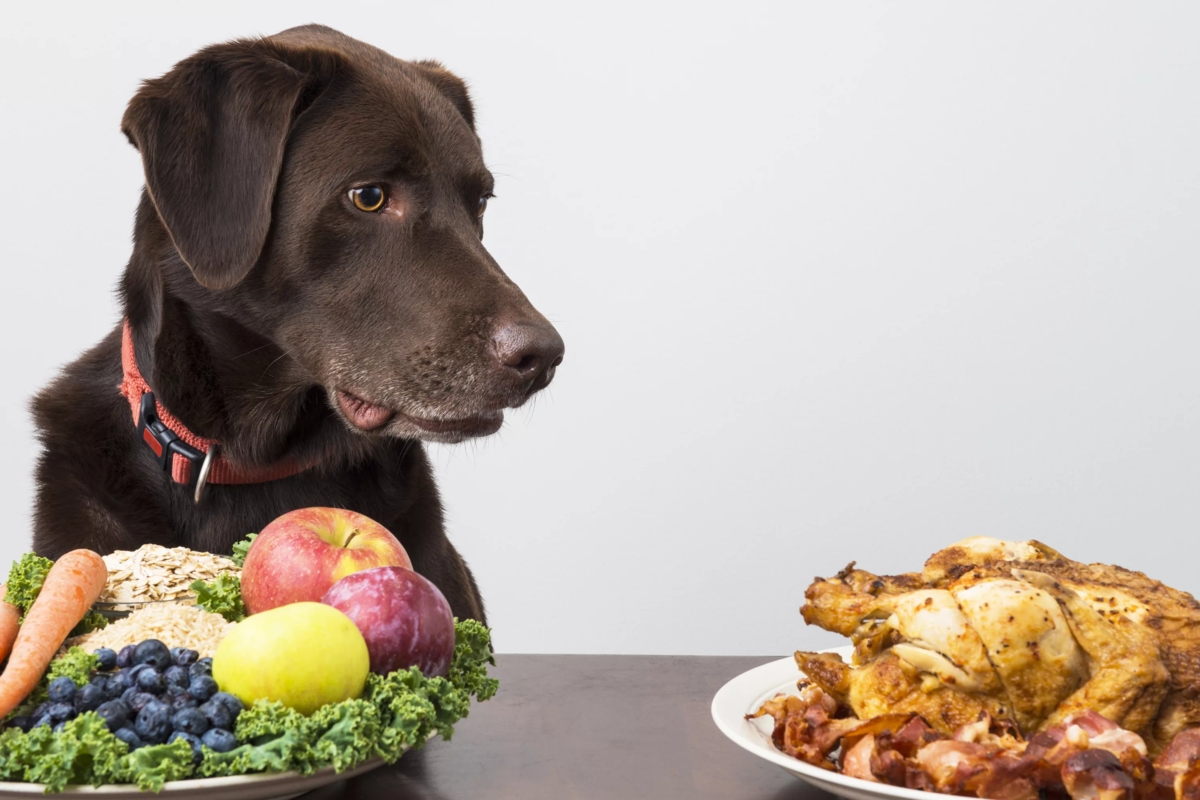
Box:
[798,538,1200,753]
[795,650,1011,735]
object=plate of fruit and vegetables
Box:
[0,508,497,797]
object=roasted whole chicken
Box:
[798,537,1200,754]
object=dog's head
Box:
[121,25,563,444]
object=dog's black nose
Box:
[492,321,565,394]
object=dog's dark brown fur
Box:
[29,25,564,624]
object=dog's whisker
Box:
[230,343,274,361]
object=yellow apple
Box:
[213,602,369,715]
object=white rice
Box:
[65,603,236,657]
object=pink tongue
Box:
[337,391,394,430]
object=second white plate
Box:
[712,647,950,800]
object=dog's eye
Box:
[350,186,386,212]
[477,195,490,218]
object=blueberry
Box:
[137,669,165,694]
[96,700,130,731]
[32,702,51,719]
[126,664,153,683]
[52,721,68,734]
[172,707,208,735]
[114,727,143,749]
[31,715,52,729]
[170,694,198,713]
[105,671,132,699]
[189,675,218,702]
[198,699,232,731]
[170,648,200,667]
[77,684,105,712]
[201,727,236,753]
[47,702,75,722]
[93,648,118,671]
[188,661,212,679]
[131,691,160,713]
[144,698,170,717]
[133,640,171,670]
[116,645,136,669]
[164,666,190,690]
[90,674,109,693]
[210,692,244,717]
[134,702,172,744]
[48,676,77,704]
[167,731,204,765]
[7,716,32,732]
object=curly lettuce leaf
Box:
[200,702,313,778]
[448,618,500,702]
[190,575,245,622]
[49,647,101,685]
[10,647,102,719]
[365,669,439,757]
[0,713,131,791]
[4,553,53,618]
[307,699,382,773]
[234,700,306,741]
[72,609,109,636]
[230,533,257,568]
[0,727,31,781]
[3,553,106,635]
[111,739,195,791]
[197,728,306,778]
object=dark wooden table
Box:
[305,655,820,800]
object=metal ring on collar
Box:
[194,445,216,505]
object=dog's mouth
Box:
[335,389,504,439]
[336,390,396,431]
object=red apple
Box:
[322,567,456,677]
[241,508,412,615]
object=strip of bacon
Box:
[1154,729,1200,800]
[1062,748,1138,800]
[748,689,1189,800]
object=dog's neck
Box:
[119,194,382,470]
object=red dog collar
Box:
[118,320,314,501]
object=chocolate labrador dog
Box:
[29,25,563,624]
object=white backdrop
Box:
[1,2,1198,655]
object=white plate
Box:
[712,647,942,800]
[0,754,389,798]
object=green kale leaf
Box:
[230,533,257,568]
[307,698,382,773]
[71,609,109,637]
[234,700,306,741]
[111,739,195,791]
[190,575,245,622]
[3,553,106,635]
[4,553,53,618]
[48,647,101,685]
[448,618,500,702]
[9,647,102,719]
[0,712,131,791]
[197,728,307,778]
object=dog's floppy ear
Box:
[412,60,475,131]
[121,40,335,290]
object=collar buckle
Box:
[137,392,207,494]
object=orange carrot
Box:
[0,550,106,717]
[0,584,19,664]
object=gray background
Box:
[1,2,1197,655]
